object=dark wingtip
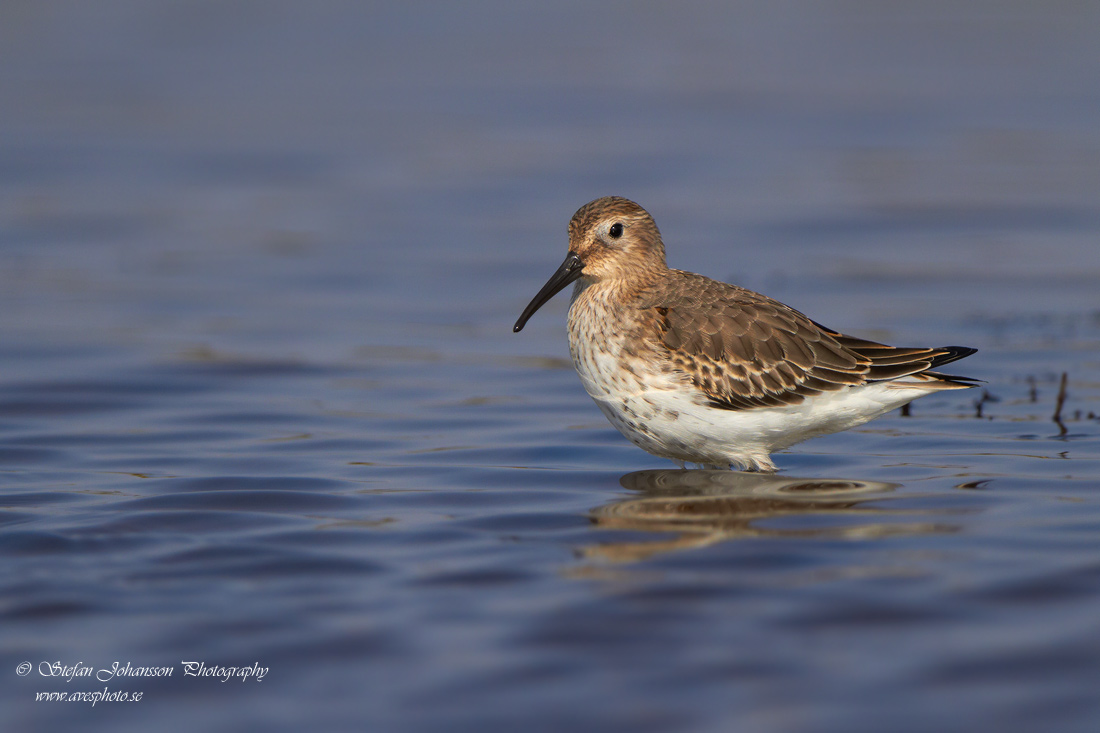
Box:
[925,346,979,386]
[925,372,984,386]
[929,346,977,369]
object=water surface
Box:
[3,3,1100,731]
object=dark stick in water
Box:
[1052,372,1068,436]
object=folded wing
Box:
[648,273,976,411]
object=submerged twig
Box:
[973,389,998,419]
[1052,371,1068,436]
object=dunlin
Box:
[514,196,977,471]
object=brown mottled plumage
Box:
[647,273,975,410]
[514,196,978,471]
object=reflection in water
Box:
[584,470,955,562]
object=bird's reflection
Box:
[583,469,953,562]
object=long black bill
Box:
[513,252,584,333]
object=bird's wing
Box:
[646,273,967,410]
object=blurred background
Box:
[3,3,1099,732]
[4,1,1099,361]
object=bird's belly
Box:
[564,294,924,468]
[569,335,729,461]
[572,335,920,467]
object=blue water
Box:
[3,3,1100,731]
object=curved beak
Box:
[513,252,585,333]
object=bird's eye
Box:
[608,222,623,239]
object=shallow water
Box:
[3,3,1100,732]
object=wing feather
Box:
[648,272,973,411]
